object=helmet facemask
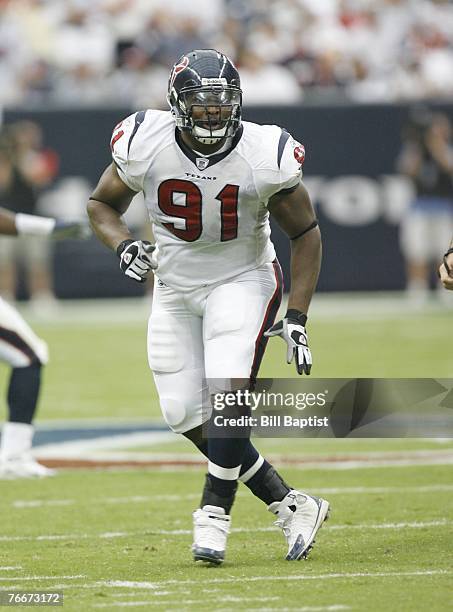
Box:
[171,86,242,145]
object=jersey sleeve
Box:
[255,128,305,203]
[110,111,150,192]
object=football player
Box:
[88,49,329,564]
[0,207,89,477]
[439,240,453,289]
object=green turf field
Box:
[1,296,452,420]
[0,296,452,610]
[0,462,452,611]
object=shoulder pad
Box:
[242,123,304,201]
[111,110,173,191]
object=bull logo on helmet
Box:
[169,56,189,91]
[294,145,305,165]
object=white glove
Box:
[117,239,157,283]
[264,309,312,375]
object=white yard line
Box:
[219,607,349,612]
[113,591,175,598]
[93,597,282,608]
[0,519,450,543]
[93,603,172,609]
[156,519,451,535]
[308,456,453,470]
[250,608,349,612]
[11,483,453,509]
[235,519,452,533]
[251,608,351,612]
[0,575,85,582]
[92,581,160,591]
[316,484,453,494]
[0,567,22,571]
[99,569,451,590]
[12,500,73,508]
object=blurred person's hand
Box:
[439,249,453,290]
[52,220,91,240]
[425,115,453,172]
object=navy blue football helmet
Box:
[167,49,242,145]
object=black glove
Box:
[117,239,157,283]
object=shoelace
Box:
[274,515,292,539]
[273,495,309,542]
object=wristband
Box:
[285,309,308,326]
[116,239,134,258]
[15,213,55,236]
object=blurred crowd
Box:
[1,0,453,109]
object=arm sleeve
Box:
[110,111,149,192]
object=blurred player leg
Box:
[0,297,55,478]
[0,236,18,303]
[25,235,58,311]
[400,209,431,305]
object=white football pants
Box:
[0,297,48,367]
[148,261,283,433]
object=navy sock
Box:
[200,473,238,513]
[198,397,251,512]
[183,426,291,507]
[243,459,291,505]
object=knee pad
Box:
[159,395,191,431]
[156,376,210,434]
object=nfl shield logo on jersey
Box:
[196,158,209,170]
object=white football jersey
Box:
[111,110,303,292]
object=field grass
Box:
[0,296,452,611]
[0,463,452,611]
[1,296,452,420]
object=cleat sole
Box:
[193,555,223,565]
[192,546,224,565]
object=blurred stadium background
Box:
[0,2,452,610]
